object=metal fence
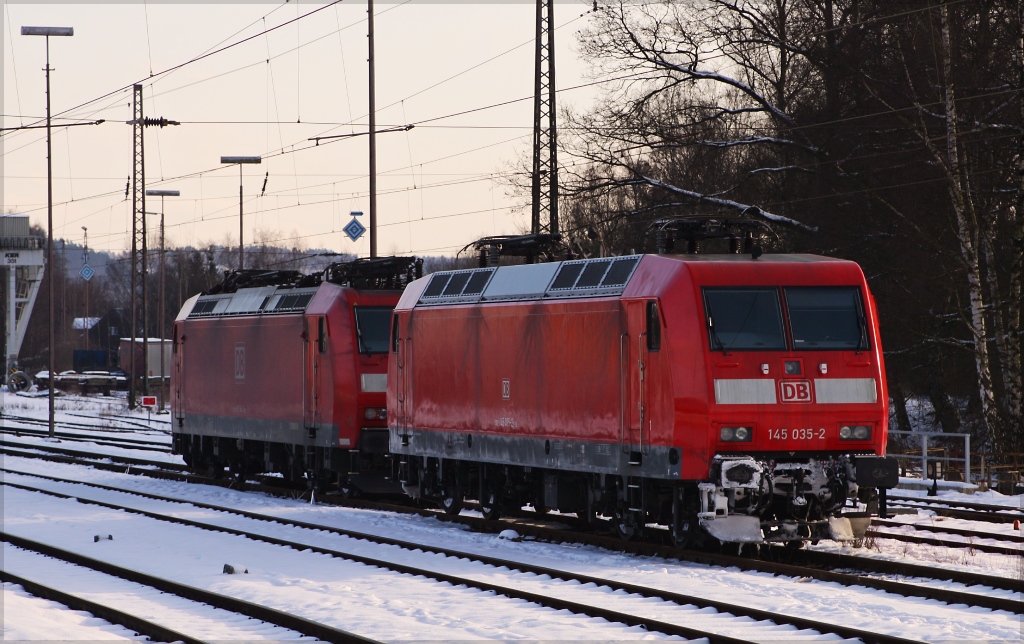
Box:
[887,430,970,482]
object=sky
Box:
[2,1,599,260]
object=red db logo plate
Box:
[780,380,812,403]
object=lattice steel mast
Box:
[128,84,178,409]
[530,0,558,237]
[129,84,146,409]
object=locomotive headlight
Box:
[364,407,378,420]
[720,426,753,442]
[377,407,387,420]
[840,424,871,440]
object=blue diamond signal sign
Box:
[80,264,95,281]
[343,217,366,242]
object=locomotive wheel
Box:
[480,490,501,521]
[612,506,637,541]
[338,476,360,499]
[441,484,463,516]
[670,511,697,549]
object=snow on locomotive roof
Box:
[187,285,320,318]
[416,255,643,306]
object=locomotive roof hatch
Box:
[416,255,642,306]
[187,286,319,318]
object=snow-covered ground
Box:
[2,390,1022,641]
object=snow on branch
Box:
[639,175,817,231]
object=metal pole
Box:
[239,164,244,270]
[130,84,144,409]
[83,227,88,351]
[159,201,165,411]
[921,434,929,481]
[141,161,148,399]
[964,434,970,484]
[45,34,55,439]
[368,0,377,258]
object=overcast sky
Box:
[3,1,598,260]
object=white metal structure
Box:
[2,215,45,377]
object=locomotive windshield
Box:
[354,307,393,354]
[785,287,867,350]
[703,288,787,351]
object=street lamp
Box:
[146,189,179,412]
[219,156,261,270]
[22,25,73,440]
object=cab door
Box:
[622,301,648,456]
[172,322,184,422]
[622,299,660,458]
[395,314,412,432]
[303,315,325,432]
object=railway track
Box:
[3,467,1018,632]
[2,444,1019,604]
[0,426,171,454]
[65,410,173,431]
[867,519,1023,557]
[1,472,934,643]
[3,443,1019,599]
[2,411,168,435]
[0,438,186,470]
[1,534,378,643]
[887,494,1024,524]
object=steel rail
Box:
[0,532,380,644]
[866,527,1022,557]
[64,410,172,430]
[0,437,186,470]
[1,477,881,644]
[0,426,171,453]
[874,518,1024,544]
[1,568,207,644]
[3,411,166,434]
[887,495,1024,524]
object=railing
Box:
[889,430,1023,492]
[887,430,970,483]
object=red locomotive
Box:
[172,258,420,493]
[387,251,897,545]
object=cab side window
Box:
[646,300,661,352]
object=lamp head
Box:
[220,156,261,164]
[21,26,73,36]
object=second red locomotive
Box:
[388,252,897,545]
[172,258,420,493]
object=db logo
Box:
[780,380,812,403]
[234,344,245,381]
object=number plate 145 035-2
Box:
[768,427,826,441]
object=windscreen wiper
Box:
[855,309,867,353]
[708,315,730,355]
